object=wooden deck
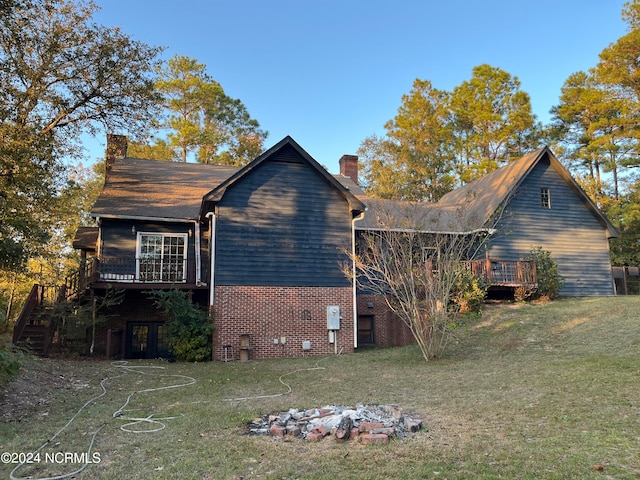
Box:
[465,258,537,289]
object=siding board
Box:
[215,155,352,287]
[488,158,614,295]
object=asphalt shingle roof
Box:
[91,158,240,221]
[359,146,617,237]
[91,156,365,222]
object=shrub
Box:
[451,267,487,313]
[0,334,25,383]
[525,246,564,299]
[146,289,213,362]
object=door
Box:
[357,315,375,345]
[126,322,170,359]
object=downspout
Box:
[351,210,365,349]
[193,220,202,286]
[96,217,102,258]
[205,211,216,309]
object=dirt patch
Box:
[0,357,100,423]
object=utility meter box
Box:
[327,305,341,330]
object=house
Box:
[72,135,376,360]
[14,136,619,359]
[351,146,618,340]
[436,146,619,297]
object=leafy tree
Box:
[127,137,175,161]
[550,70,630,205]
[359,80,455,202]
[608,177,640,266]
[357,135,409,199]
[147,289,213,362]
[450,64,542,183]
[551,1,640,208]
[0,126,63,269]
[599,1,640,99]
[0,0,163,271]
[593,1,640,194]
[147,54,268,165]
[0,0,163,137]
[360,65,541,200]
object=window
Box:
[540,187,551,209]
[137,233,187,282]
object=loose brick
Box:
[360,433,389,445]
[370,427,396,437]
[306,432,324,441]
[269,425,286,437]
[311,424,328,437]
[359,422,384,433]
[349,427,360,441]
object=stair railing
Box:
[12,284,43,344]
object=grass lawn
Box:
[1,297,639,479]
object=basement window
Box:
[136,233,187,282]
[540,188,551,209]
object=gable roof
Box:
[360,146,618,238]
[201,135,366,216]
[91,136,365,223]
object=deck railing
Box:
[70,256,535,292]
[77,257,198,285]
[464,258,537,288]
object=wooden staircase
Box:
[12,284,68,356]
[12,265,92,355]
[17,323,50,355]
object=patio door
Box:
[126,322,170,359]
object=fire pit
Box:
[248,404,423,443]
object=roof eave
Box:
[92,214,196,223]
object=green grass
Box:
[2,297,640,479]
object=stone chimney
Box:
[339,154,358,186]
[105,134,128,177]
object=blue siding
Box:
[100,219,196,279]
[215,150,352,287]
[488,158,614,296]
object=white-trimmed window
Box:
[136,233,187,282]
[540,187,551,209]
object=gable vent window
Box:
[137,233,187,282]
[540,187,551,209]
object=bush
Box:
[451,267,487,313]
[146,289,213,362]
[0,334,25,383]
[526,246,564,299]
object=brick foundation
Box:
[85,288,412,360]
[212,285,354,360]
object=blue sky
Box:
[88,0,628,174]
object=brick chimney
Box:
[105,134,128,177]
[339,154,358,185]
